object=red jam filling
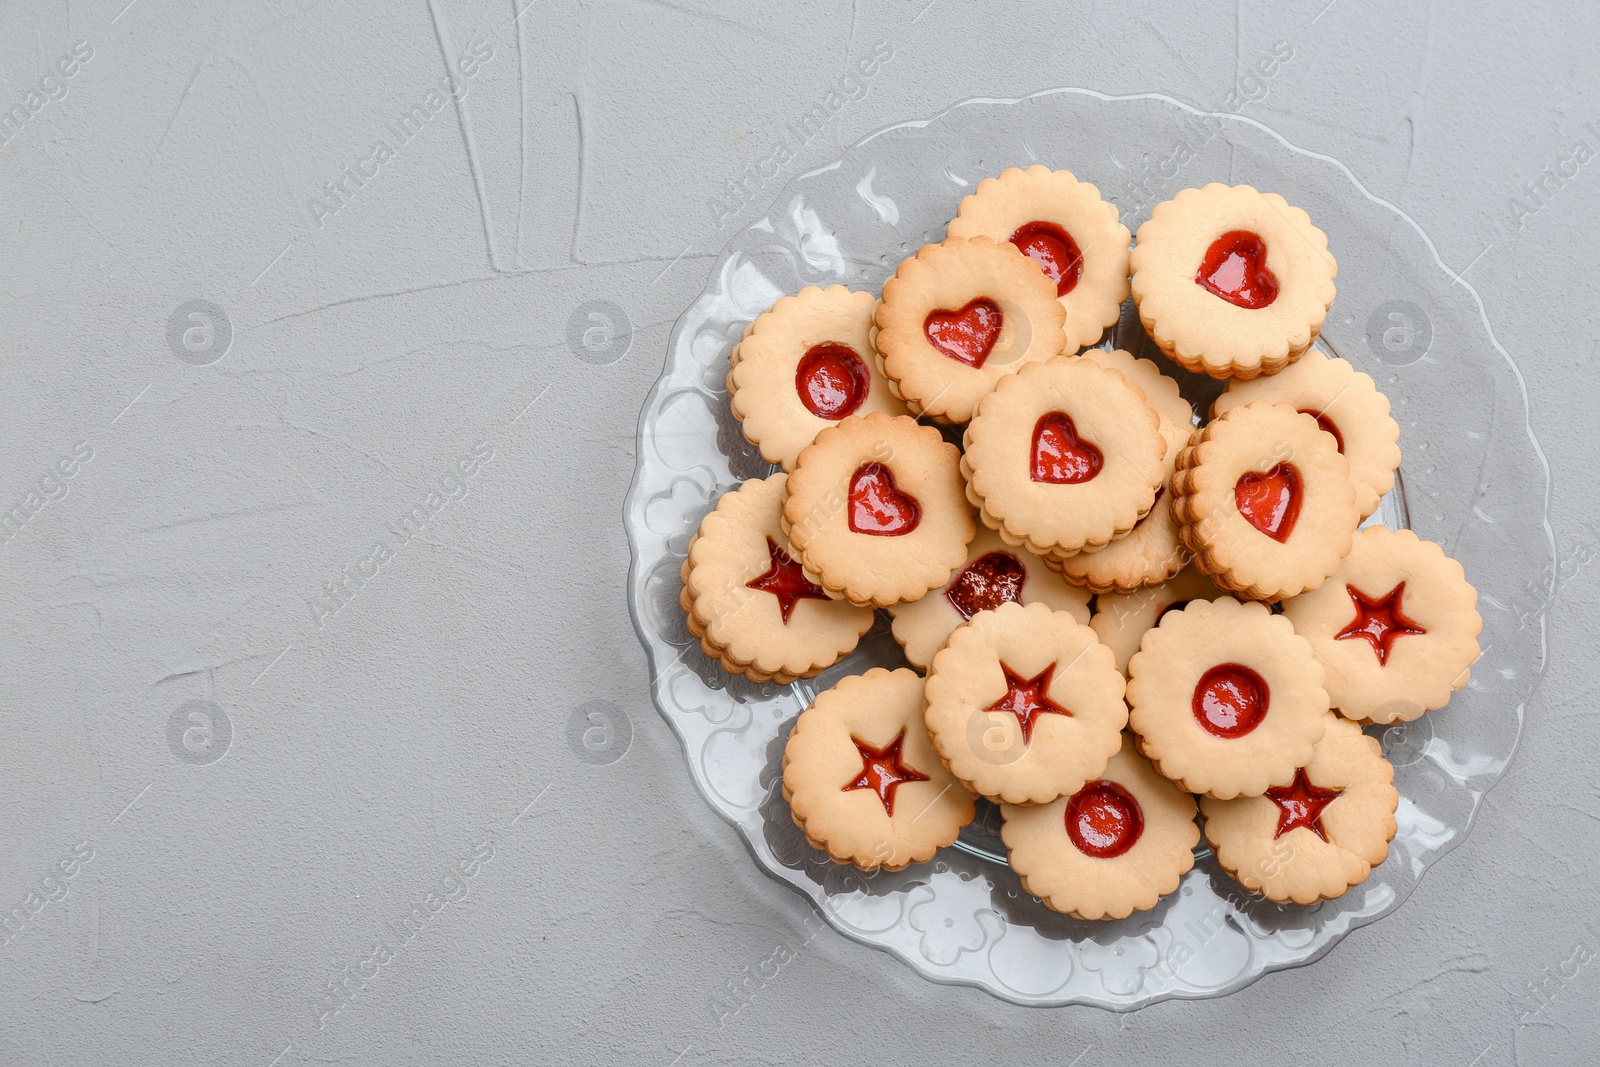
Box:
[924,298,1002,368]
[1298,409,1345,453]
[1155,599,1193,625]
[847,463,921,537]
[1065,779,1145,859]
[1191,663,1269,739]
[985,662,1071,745]
[1030,412,1104,484]
[1234,463,1302,543]
[745,536,829,624]
[1196,230,1279,309]
[842,729,929,816]
[1010,220,1083,297]
[1334,581,1426,666]
[794,343,871,421]
[945,551,1027,621]
[1265,768,1343,841]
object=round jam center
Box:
[1191,663,1269,739]
[795,343,870,421]
[1010,220,1083,297]
[1196,230,1279,309]
[1065,780,1144,859]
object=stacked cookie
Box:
[685,168,1481,916]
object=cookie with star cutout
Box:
[681,473,876,684]
[1001,732,1200,920]
[923,600,1128,805]
[1201,713,1399,904]
[1280,526,1481,724]
[782,667,978,872]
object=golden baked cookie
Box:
[1201,714,1398,904]
[945,165,1131,354]
[1280,526,1481,724]
[728,285,909,471]
[1126,597,1329,799]
[1211,349,1400,518]
[1130,184,1337,379]
[887,525,1091,672]
[783,668,978,872]
[783,412,975,607]
[681,474,875,684]
[1046,349,1196,592]
[923,601,1127,805]
[1171,400,1359,601]
[1001,733,1199,920]
[874,236,1066,424]
[1090,565,1227,675]
[963,355,1166,557]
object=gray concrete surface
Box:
[1,0,1596,1063]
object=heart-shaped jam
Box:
[1298,409,1345,453]
[745,537,829,624]
[924,298,1002,367]
[794,343,870,420]
[1191,663,1269,739]
[848,463,921,537]
[945,551,1026,620]
[1010,221,1083,297]
[1065,779,1145,859]
[1030,412,1104,484]
[1196,230,1279,309]
[1234,463,1302,543]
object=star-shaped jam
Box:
[1264,768,1343,841]
[745,536,829,624]
[1334,581,1426,666]
[985,662,1072,745]
[841,730,929,816]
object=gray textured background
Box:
[1,1,1595,1064]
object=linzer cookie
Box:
[945,165,1131,354]
[1172,400,1359,601]
[783,412,975,607]
[1090,565,1226,675]
[963,355,1166,557]
[923,601,1127,805]
[727,285,909,471]
[1130,184,1337,379]
[887,525,1091,672]
[782,667,977,872]
[1201,714,1398,904]
[1212,349,1400,518]
[1001,733,1200,920]
[681,474,876,684]
[874,236,1066,424]
[1127,598,1329,799]
[1046,349,1196,592]
[1281,526,1481,724]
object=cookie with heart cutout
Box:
[727,285,910,471]
[887,524,1092,672]
[681,473,877,684]
[1130,184,1337,380]
[783,667,978,872]
[1280,526,1481,724]
[1211,349,1400,519]
[1126,597,1330,799]
[945,165,1131,355]
[1201,713,1398,905]
[1089,564,1228,675]
[874,236,1067,424]
[1044,348,1197,593]
[783,412,975,608]
[923,600,1128,806]
[963,354,1167,558]
[1001,732,1200,920]
[1171,400,1359,601]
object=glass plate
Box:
[624,89,1553,1008]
